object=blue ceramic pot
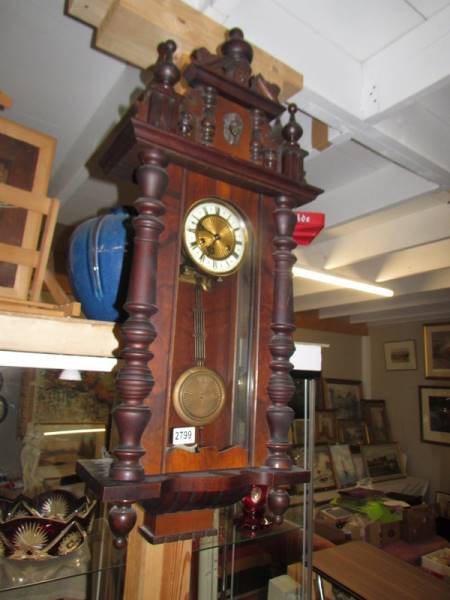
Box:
[68,208,133,322]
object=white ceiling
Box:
[1,0,450,327]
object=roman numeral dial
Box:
[183,198,248,276]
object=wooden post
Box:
[124,505,192,600]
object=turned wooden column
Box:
[108,147,169,547]
[266,103,304,522]
[111,147,169,482]
[265,193,297,522]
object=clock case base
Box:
[77,459,310,543]
[76,29,321,546]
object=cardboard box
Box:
[316,505,353,526]
[314,519,348,545]
[402,504,436,543]
[365,520,402,548]
[421,548,450,581]
[268,574,300,600]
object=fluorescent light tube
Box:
[43,427,106,436]
[293,266,394,297]
[0,350,117,371]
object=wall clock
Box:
[77,28,322,546]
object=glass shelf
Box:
[192,506,304,553]
[191,506,307,600]
[0,518,125,598]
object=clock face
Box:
[183,198,248,276]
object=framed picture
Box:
[329,444,358,488]
[424,323,450,378]
[361,443,404,482]
[290,445,336,491]
[384,340,417,371]
[314,445,336,491]
[435,491,450,518]
[323,378,362,420]
[361,399,391,443]
[0,116,56,299]
[419,386,450,446]
[315,410,337,444]
[337,419,367,445]
[352,453,366,480]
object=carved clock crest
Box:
[77,27,321,546]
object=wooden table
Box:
[313,541,450,600]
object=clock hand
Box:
[197,229,215,250]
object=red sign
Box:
[293,211,325,246]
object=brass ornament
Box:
[223,112,244,146]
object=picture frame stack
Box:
[288,375,405,493]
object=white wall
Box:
[369,322,450,498]
[294,328,365,387]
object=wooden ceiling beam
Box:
[294,310,368,336]
[67,0,303,102]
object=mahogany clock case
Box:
[76,28,322,544]
[167,174,275,471]
[140,168,276,475]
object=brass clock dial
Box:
[183,198,248,276]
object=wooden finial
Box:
[152,40,180,88]
[281,103,306,181]
[221,28,253,64]
[282,104,303,145]
[0,91,13,109]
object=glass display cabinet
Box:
[0,341,321,600]
[0,353,125,600]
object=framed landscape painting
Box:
[323,378,362,420]
[424,323,450,378]
[384,340,416,371]
[419,386,450,446]
[361,443,404,482]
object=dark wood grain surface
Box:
[313,541,450,600]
